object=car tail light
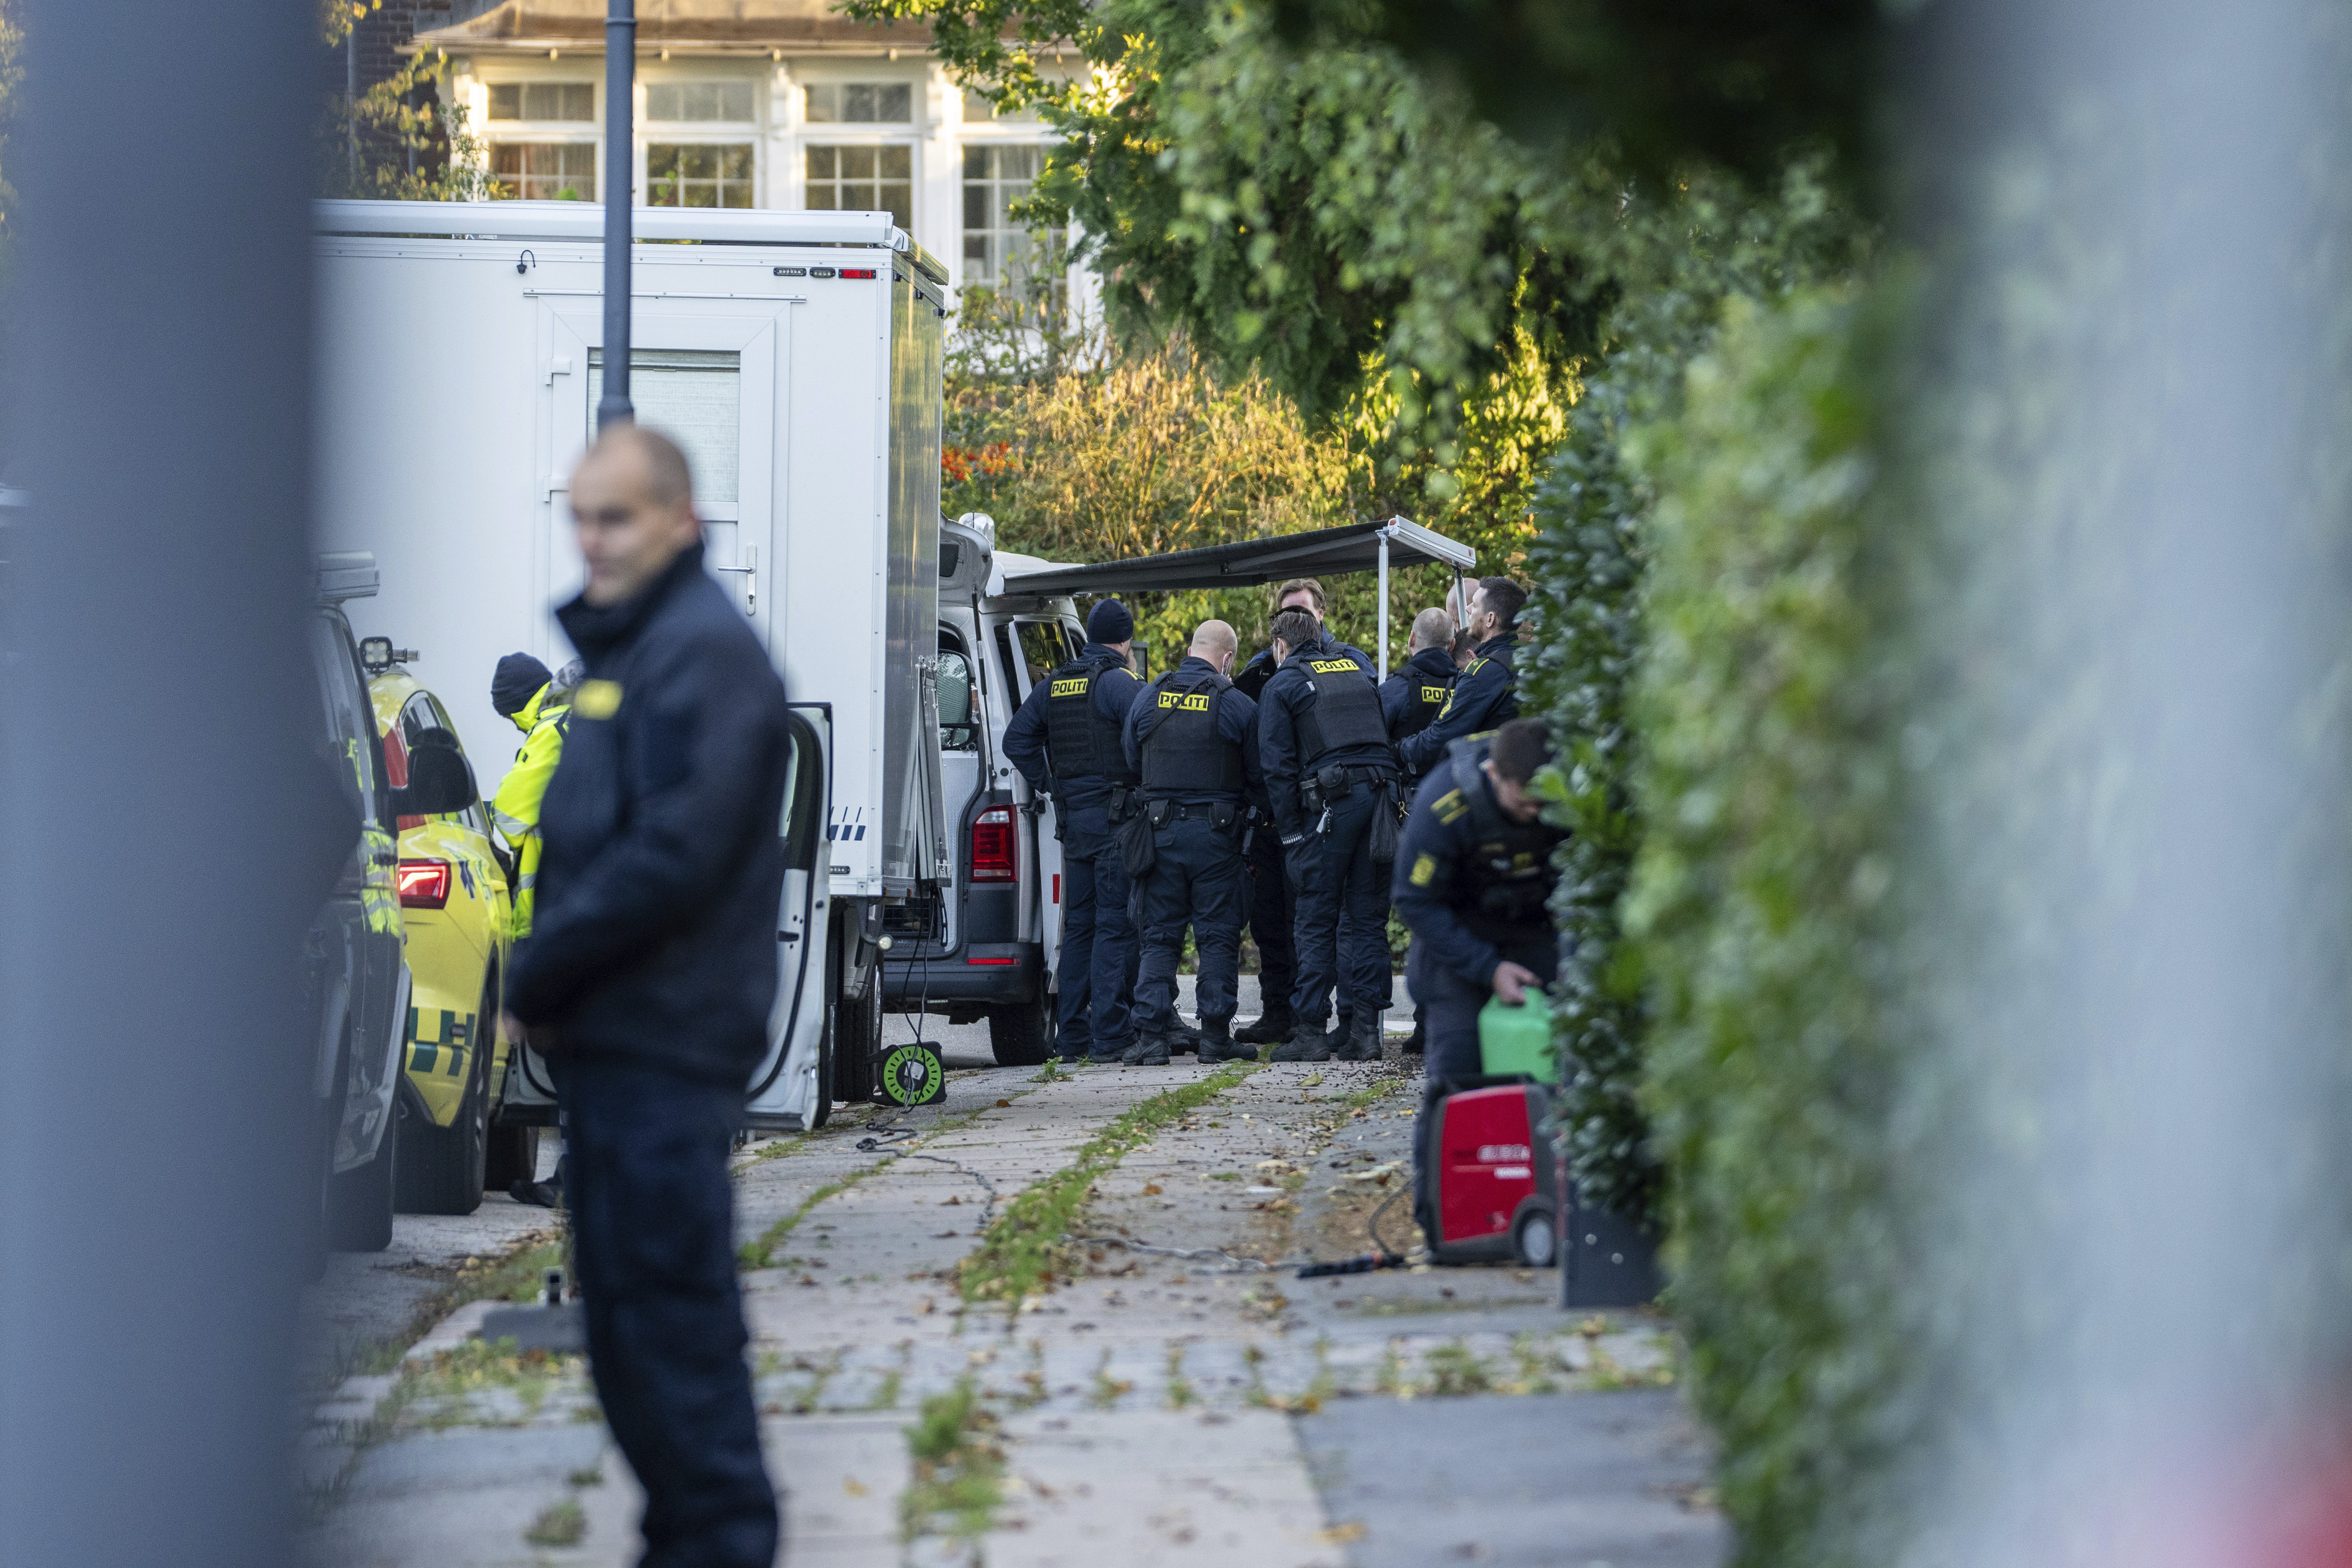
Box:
[397,859,451,908]
[970,807,1017,882]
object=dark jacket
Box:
[1392,737,1565,987]
[1120,654,1264,805]
[1380,645,1464,738]
[1397,633,1521,775]
[1255,630,1396,842]
[506,541,793,1085]
[1003,642,1145,810]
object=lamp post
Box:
[599,0,636,430]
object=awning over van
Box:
[994,517,1475,598]
[994,516,1478,680]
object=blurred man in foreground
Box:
[504,426,789,1568]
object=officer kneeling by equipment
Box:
[1118,620,1263,1066]
[1392,717,1566,1082]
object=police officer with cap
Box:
[1391,717,1566,1083]
[1399,577,1528,779]
[1257,605,1400,1063]
[1381,607,1461,779]
[1118,619,1263,1066]
[1004,599,1148,1062]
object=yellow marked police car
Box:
[363,640,537,1214]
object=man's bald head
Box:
[569,423,701,606]
[1409,607,1454,653]
[1190,619,1238,674]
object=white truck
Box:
[310,198,951,1129]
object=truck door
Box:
[502,704,831,1128]
[745,706,832,1129]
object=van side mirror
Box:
[399,740,477,817]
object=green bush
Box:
[1622,283,1911,1567]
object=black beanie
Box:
[492,652,553,716]
[1087,599,1135,646]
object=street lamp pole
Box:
[599,0,636,430]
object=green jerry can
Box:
[1478,996,1555,1076]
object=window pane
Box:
[722,145,753,179]
[881,183,911,231]
[1003,144,1040,179]
[840,145,875,179]
[805,144,836,178]
[521,82,592,121]
[489,142,595,200]
[963,183,986,229]
[586,349,741,504]
[647,143,753,209]
[646,82,680,120]
[875,83,911,122]
[879,145,910,179]
[843,83,876,122]
[962,87,994,122]
[803,83,838,122]
[805,185,838,211]
[489,83,520,121]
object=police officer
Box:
[1004,599,1148,1063]
[489,653,579,937]
[1391,717,1566,1083]
[1381,607,1461,775]
[1232,578,1371,1046]
[1399,577,1528,778]
[1117,619,1262,1066]
[1258,605,1399,1064]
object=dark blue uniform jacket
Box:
[509,541,794,1085]
[1256,630,1396,843]
[1120,654,1265,805]
[1380,645,1466,735]
[1397,633,1521,775]
[1392,756,1538,988]
[1003,641,1146,810]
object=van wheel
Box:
[328,1104,399,1252]
[986,983,1053,1067]
[831,947,880,1105]
[396,985,492,1216]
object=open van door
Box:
[500,704,833,1129]
[746,705,833,1129]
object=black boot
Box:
[1269,1021,1334,1063]
[1121,1032,1172,1066]
[1234,1008,1295,1045]
[1403,1015,1426,1055]
[1337,1014,1384,1062]
[1198,1017,1251,1064]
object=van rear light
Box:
[397,859,451,908]
[970,807,1017,882]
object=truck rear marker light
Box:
[397,859,452,909]
[773,266,807,276]
[809,266,837,278]
[838,268,877,279]
[969,806,1017,882]
[967,956,1017,965]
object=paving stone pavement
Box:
[300,1043,1720,1568]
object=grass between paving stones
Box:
[956,1061,1262,1308]
[737,1095,1017,1269]
[340,1233,569,1378]
[524,1497,587,1547]
[900,1378,1005,1544]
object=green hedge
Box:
[1623,283,1912,1566]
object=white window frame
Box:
[636,68,766,211]
[477,71,603,201]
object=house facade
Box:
[406,0,1084,305]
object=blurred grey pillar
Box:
[0,6,320,1566]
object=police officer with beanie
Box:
[1381,607,1461,780]
[1257,605,1399,1063]
[1004,599,1148,1062]
[1391,717,1567,1082]
[1118,619,1263,1066]
[1399,577,1528,778]
[489,652,577,938]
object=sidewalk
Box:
[300,1057,1721,1567]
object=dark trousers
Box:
[559,1059,777,1568]
[1288,786,1393,1027]
[1245,822,1297,1018]
[1058,801,1134,1059]
[1132,812,1248,1036]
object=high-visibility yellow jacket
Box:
[491,681,570,935]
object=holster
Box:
[1107,782,1135,825]
[1210,800,1240,834]
[1147,797,1174,829]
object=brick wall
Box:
[320,2,459,183]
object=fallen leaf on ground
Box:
[995,1098,1011,1107]
[843,1477,868,1497]
[1321,1521,1368,1545]
[1141,1183,1162,1196]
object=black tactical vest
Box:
[1140,667,1245,798]
[1043,654,1139,784]
[1445,738,1565,937]
[1291,645,1393,769]
[1392,667,1456,742]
